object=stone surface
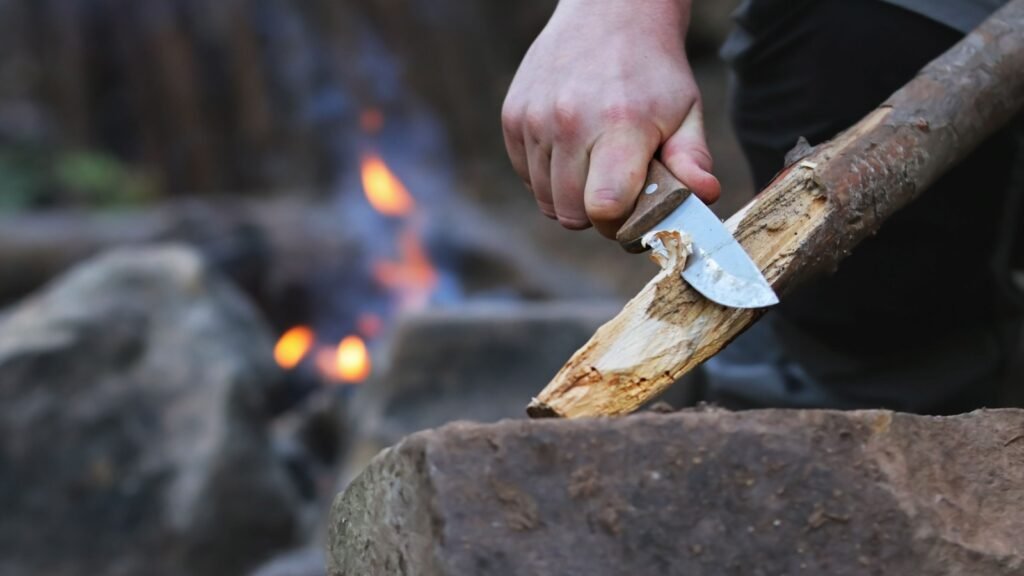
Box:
[0,245,301,576]
[249,548,325,576]
[342,303,618,480]
[329,409,1024,576]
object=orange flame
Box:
[314,336,371,384]
[336,335,371,383]
[274,326,314,369]
[361,154,415,216]
[373,227,439,312]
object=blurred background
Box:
[0,2,747,575]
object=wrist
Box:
[553,0,691,46]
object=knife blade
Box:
[616,159,778,309]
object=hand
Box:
[502,0,720,238]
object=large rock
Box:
[329,409,1024,575]
[0,245,301,576]
[342,303,617,480]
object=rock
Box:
[343,303,617,478]
[249,548,325,576]
[329,409,1024,576]
[271,388,351,513]
[0,245,301,576]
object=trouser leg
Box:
[705,0,1023,413]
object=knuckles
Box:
[500,100,524,133]
[598,101,650,126]
[663,142,714,172]
[523,109,548,139]
[552,101,582,142]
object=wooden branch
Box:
[527,0,1024,419]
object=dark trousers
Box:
[702,0,1023,414]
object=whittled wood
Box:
[528,0,1024,418]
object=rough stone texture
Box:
[329,409,1024,576]
[0,245,301,576]
[342,303,618,479]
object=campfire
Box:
[274,151,440,385]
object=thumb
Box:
[661,102,721,204]
[584,126,661,239]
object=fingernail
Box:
[589,189,621,209]
[558,216,591,230]
[536,201,557,219]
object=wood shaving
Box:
[641,229,692,271]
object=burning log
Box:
[528,1,1024,418]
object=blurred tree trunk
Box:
[0,0,731,197]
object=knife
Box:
[616,159,779,309]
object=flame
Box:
[336,335,371,383]
[314,348,338,382]
[274,326,314,369]
[357,313,383,339]
[361,154,415,216]
[360,108,385,134]
[373,227,439,312]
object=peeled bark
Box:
[528,0,1024,418]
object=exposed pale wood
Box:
[528,0,1024,418]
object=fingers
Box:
[584,125,660,239]
[549,103,590,229]
[550,144,591,229]
[526,135,555,219]
[661,102,721,204]
[503,103,556,218]
[501,115,530,188]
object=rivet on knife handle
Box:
[616,159,692,253]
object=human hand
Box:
[502,0,720,238]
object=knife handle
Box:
[616,159,691,254]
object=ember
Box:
[360,153,415,217]
[373,227,439,313]
[336,335,371,383]
[274,326,314,369]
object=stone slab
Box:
[329,409,1024,575]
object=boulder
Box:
[0,245,301,576]
[329,409,1024,575]
[249,548,325,576]
[343,303,618,478]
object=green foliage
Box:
[54,150,157,207]
[0,146,159,211]
[0,147,48,210]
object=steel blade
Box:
[647,195,778,309]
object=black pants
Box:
[702,0,1023,414]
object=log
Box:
[528,1,1024,419]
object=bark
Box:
[528,0,1024,418]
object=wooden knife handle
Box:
[616,159,691,253]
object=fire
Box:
[373,227,439,312]
[357,313,383,339]
[360,108,385,134]
[312,336,372,384]
[335,335,371,383]
[274,326,314,369]
[361,154,415,216]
